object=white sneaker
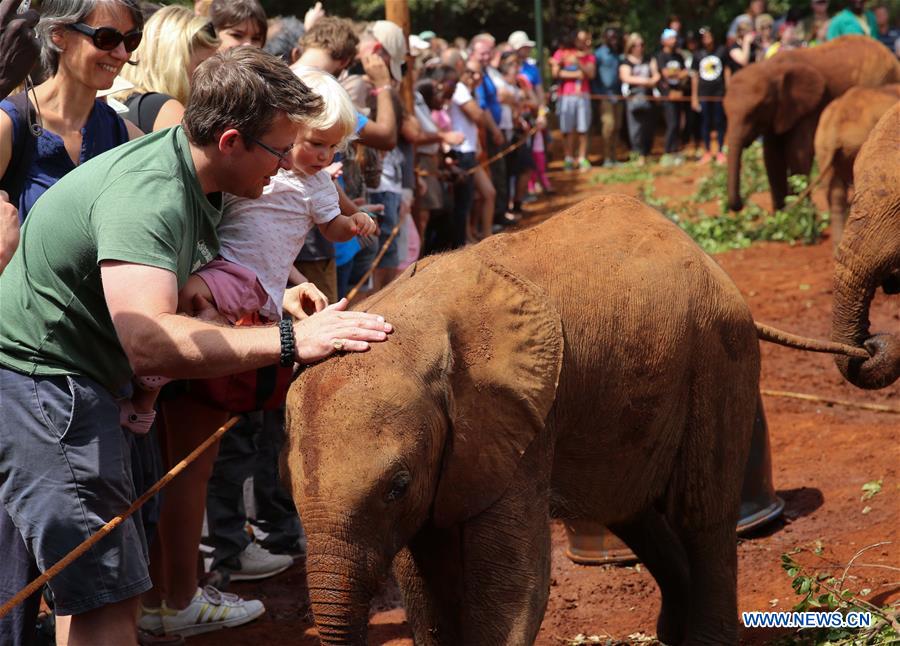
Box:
[228,541,294,581]
[138,607,164,634]
[156,586,265,637]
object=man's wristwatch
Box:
[279,317,295,367]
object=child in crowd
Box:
[120,68,377,433]
[529,105,553,194]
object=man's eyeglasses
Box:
[243,133,294,165]
[68,23,143,52]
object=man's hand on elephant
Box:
[292,298,392,363]
[283,282,329,320]
[0,0,40,99]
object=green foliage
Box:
[590,165,654,186]
[776,546,900,645]
[861,479,883,501]
[641,143,828,254]
[693,142,767,205]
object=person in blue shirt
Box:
[509,30,543,104]
[470,33,509,228]
[592,27,624,167]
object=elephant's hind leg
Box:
[608,508,690,645]
[666,368,755,644]
[673,522,739,645]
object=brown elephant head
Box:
[832,103,900,390]
[283,255,563,643]
[724,60,827,212]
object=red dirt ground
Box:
[192,150,899,646]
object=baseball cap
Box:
[409,34,430,54]
[419,30,436,41]
[508,30,536,50]
[661,28,678,42]
[372,20,408,81]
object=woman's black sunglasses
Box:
[68,22,143,52]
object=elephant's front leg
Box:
[392,526,464,645]
[459,445,552,645]
[763,135,788,210]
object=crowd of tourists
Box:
[0,0,898,644]
[549,0,900,167]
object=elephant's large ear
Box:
[432,261,563,528]
[773,63,826,134]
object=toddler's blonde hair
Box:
[293,67,359,149]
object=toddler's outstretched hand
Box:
[283,282,329,319]
[350,211,379,238]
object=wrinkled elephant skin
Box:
[284,195,763,645]
[832,102,900,389]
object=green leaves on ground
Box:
[630,143,829,254]
[861,479,883,501]
[775,543,900,645]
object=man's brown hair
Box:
[300,16,359,63]
[210,0,268,44]
[185,47,323,146]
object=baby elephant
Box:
[284,195,760,645]
[814,84,900,246]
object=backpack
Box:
[0,92,37,207]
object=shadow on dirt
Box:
[740,487,825,541]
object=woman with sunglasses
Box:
[117,4,220,133]
[0,0,145,222]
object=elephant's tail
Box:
[755,322,869,359]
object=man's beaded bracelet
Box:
[279,317,295,367]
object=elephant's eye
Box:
[385,470,411,502]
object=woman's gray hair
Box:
[36,0,143,75]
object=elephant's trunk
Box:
[726,133,745,212]
[305,534,383,645]
[832,251,900,390]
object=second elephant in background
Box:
[724,35,900,213]
[814,84,900,247]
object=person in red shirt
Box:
[550,30,596,171]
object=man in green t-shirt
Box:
[826,0,879,40]
[0,47,391,645]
